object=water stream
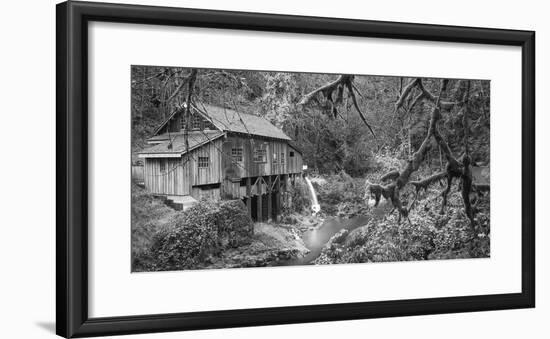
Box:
[280,215,371,266]
[278,176,380,266]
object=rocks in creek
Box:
[331,229,349,244]
[313,229,350,265]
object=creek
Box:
[280,215,371,266]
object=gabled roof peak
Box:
[154,104,291,141]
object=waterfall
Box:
[304,177,321,214]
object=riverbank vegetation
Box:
[314,178,490,264]
[310,148,490,263]
[132,184,310,271]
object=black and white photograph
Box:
[131,67,491,272]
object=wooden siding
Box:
[144,157,189,196]
[221,135,303,179]
[287,145,303,174]
[143,138,223,196]
[189,138,223,186]
[143,134,303,200]
[159,110,217,134]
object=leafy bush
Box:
[214,200,255,247]
[137,199,253,271]
[315,171,367,217]
[371,148,404,174]
[148,207,219,271]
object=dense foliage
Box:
[314,172,367,217]
[315,185,490,264]
[309,148,490,263]
[132,184,309,270]
[283,177,313,215]
[133,197,253,271]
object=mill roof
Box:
[153,104,291,141]
[138,130,224,157]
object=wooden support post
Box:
[257,177,262,222]
[143,159,148,191]
[282,174,287,209]
[246,177,251,217]
[187,154,193,194]
[267,176,272,221]
[275,174,281,221]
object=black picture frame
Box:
[56,1,535,337]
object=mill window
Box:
[191,114,203,130]
[253,148,267,163]
[231,148,243,162]
[198,156,209,168]
[181,112,204,130]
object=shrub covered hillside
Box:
[309,149,490,264]
[131,183,177,262]
[314,181,490,264]
[132,184,309,271]
[133,193,253,271]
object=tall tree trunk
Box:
[460,81,475,228]
[183,69,198,153]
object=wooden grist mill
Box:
[138,104,303,221]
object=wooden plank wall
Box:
[143,135,302,199]
[287,146,303,174]
[144,157,189,195]
[221,136,250,179]
[158,110,216,134]
[221,135,303,179]
[269,141,287,175]
[188,138,223,186]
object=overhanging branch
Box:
[299,75,376,137]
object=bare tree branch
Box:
[346,81,376,137]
